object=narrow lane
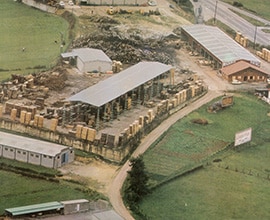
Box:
[108,90,222,220]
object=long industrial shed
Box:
[68,61,173,129]
[181,24,261,69]
[0,131,74,168]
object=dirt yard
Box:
[51,1,197,196]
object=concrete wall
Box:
[61,199,89,215]
[2,146,15,159]
[22,0,56,13]
[15,149,28,163]
[29,152,42,166]
[77,58,112,73]
[41,154,55,168]
[85,61,112,73]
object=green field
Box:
[137,93,270,219]
[0,167,103,215]
[0,0,70,80]
[222,0,270,20]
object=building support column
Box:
[96,107,100,131]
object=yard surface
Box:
[138,93,270,219]
[0,0,70,80]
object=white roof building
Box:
[61,48,112,73]
[0,131,74,168]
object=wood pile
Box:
[235,32,248,47]
[75,125,97,142]
[256,48,270,62]
[71,17,180,65]
[5,101,37,118]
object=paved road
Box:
[193,0,270,46]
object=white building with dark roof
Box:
[61,48,112,73]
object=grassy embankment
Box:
[222,0,270,21]
[0,0,71,81]
[137,93,270,219]
[0,157,105,215]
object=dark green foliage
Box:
[233,1,243,7]
[124,155,150,208]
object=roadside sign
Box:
[234,127,252,146]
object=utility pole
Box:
[213,0,218,24]
[253,25,258,50]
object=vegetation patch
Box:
[222,0,270,20]
[191,118,208,125]
[0,0,71,80]
[136,93,270,219]
[0,169,105,215]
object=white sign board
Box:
[234,128,252,146]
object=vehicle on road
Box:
[232,79,242,85]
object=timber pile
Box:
[0,67,67,104]
[72,15,181,65]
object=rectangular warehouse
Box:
[181,25,261,68]
[0,131,74,169]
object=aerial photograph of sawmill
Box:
[0,0,270,219]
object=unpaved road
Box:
[108,89,222,220]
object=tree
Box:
[124,155,150,208]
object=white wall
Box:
[2,146,15,159]
[15,149,28,163]
[77,58,112,73]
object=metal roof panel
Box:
[5,202,63,216]
[68,61,172,107]
[182,25,260,66]
[0,131,69,156]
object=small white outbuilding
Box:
[0,131,74,169]
[61,48,112,73]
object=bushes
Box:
[233,1,243,7]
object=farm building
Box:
[5,199,90,217]
[5,202,64,217]
[66,61,173,129]
[181,25,261,69]
[220,60,270,83]
[0,131,74,169]
[61,48,112,73]
[65,61,173,130]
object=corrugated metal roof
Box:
[181,25,261,66]
[68,61,172,107]
[0,131,69,157]
[5,202,63,216]
[61,48,112,63]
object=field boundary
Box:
[149,142,234,191]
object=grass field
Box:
[222,0,270,20]
[0,168,103,215]
[137,93,270,219]
[0,0,70,80]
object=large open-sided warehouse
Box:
[0,131,74,168]
[181,24,261,69]
[66,61,173,129]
